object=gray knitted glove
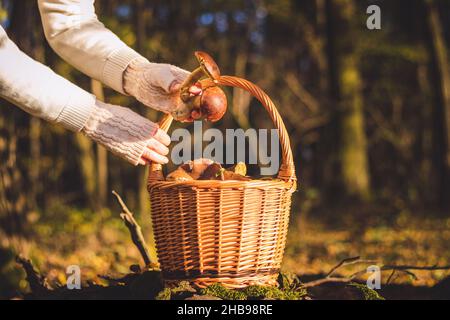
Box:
[123,58,192,121]
[82,100,170,166]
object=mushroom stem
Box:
[177,52,227,122]
[180,67,204,102]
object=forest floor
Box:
[1,202,450,299]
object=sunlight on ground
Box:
[1,208,450,297]
[283,214,450,287]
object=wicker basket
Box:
[147,76,296,288]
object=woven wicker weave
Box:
[147,75,296,288]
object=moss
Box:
[200,283,247,300]
[242,285,286,299]
[171,281,196,293]
[276,273,308,300]
[155,287,172,300]
[278,272,301,290]
[200,282,307,300]
[157,276,308,301]
[155,281,196,300]
[283,287,308,300]
[348,282,384,300]
[243,285,306,300]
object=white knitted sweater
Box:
[0,0,145,132]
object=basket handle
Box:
[148,75,296,183]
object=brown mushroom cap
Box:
[198,163,223,180]
[200,86,227,122]
[181,158,214,179]
[166,167,194,181]
[195,51,221,80]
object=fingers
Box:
[154,68,177,93]
[147,138,169,156]
[169,81,181,93]
[139,132,171,165]
[141,147,169,165]
[188,84,202,95]
[153,128,171,146]
[156,65,189,93]
[170,81,202,96]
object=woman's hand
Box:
[123,58,201,122]
[82,100,171,166]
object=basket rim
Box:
[148,177,297,190]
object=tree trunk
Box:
[74,134,97,210]
[133,0,154,215]
[328,0,370,201]
[231,51,251,129]
[28,118,41,210]
[134,0,148,55]
[417,63,434,204]
[28,8,46,212]
[91,79,108,209]
[74,132,97,209]
[424,0,450,209]
[2,0,39,234]
[316,0,330,95]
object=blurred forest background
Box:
[1,0,450,299]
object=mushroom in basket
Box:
[166,159,250,181]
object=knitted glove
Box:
[124,58,196,121]
[82,100,170,166]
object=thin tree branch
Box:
[284,72,320,113]
[302,277,353,288]
[382,264,450,271]
[349,267,419,282]
[386,269,396,285]
[326,256,378,278]
[302,257,450,288]
[16,255,52,295]
[112,190,156,267]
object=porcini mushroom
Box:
[177,51,227,122]
[166,167,194,181]
[198,163,223,180]
[181,158,214,179]
[180,51,221,102]
[198,85,227,122]
[195,51,221,82]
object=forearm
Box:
[82,100,162,166]
[37,0,145,94]
[0,26,95,132]
[1,25,169,166]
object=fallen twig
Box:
[326,256,377,278]
[386,269,397,285]
[112,190,156,267]
[16,255,52,295]
[382,264,450,271]
[302,277,353,288]
[349,264,450,280]
[302,257,450,288]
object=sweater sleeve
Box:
[0,26,95,132]
[37,0,147,94]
